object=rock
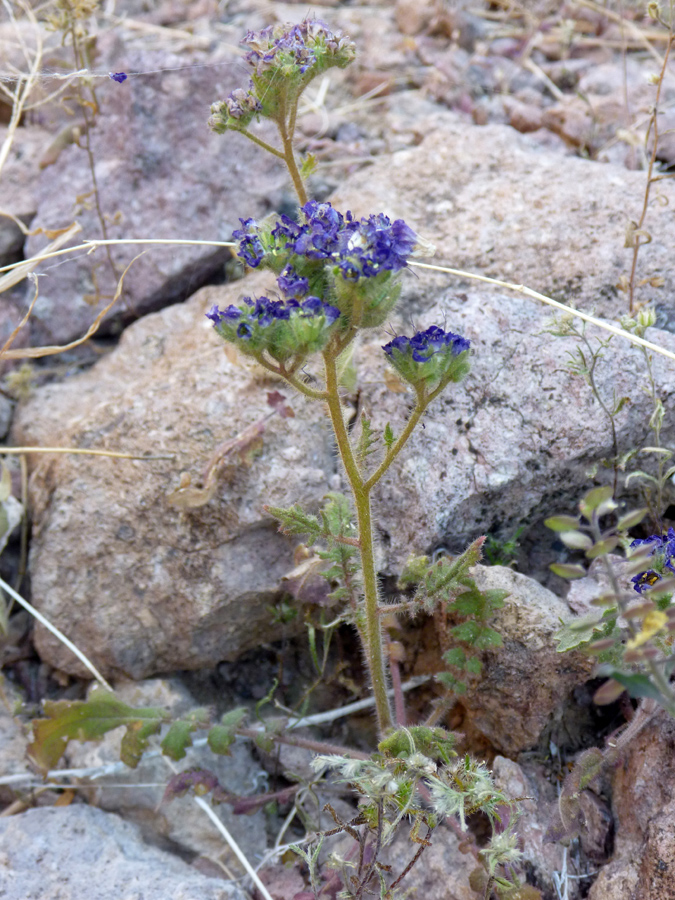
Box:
[333,111,675,315]
[0,804,249,900]
[12,271,336,678]
[394,0,435,36]
[588,715,675,900]
[63,678,268,865]
[492,756,568,894]
[20,44,290,347]
[450,567,594,754]
[566,555,638,617]
[365,820,476,900]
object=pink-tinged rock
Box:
[450,566,594,755]
[589,716,675,900]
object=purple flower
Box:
[224,86,261,119]
[383,326,470,361]
[630,528,675,593]
[109,72,127,83]
[278,265,309,298]
[232,218,265,267]
[241,19,354,78]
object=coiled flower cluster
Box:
[233,201,417,280]
[383,325,471,391]
[209,19,356,132]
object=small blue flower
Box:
[278,265,309,298]
[383,326,470,362]
[109,72,127,83]
[630,528,675,592]
[232,218,266,267]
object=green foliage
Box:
[161,708,210,761]
[265,503,322,543]
[483,526,525,567]
[355,414,379,467]
[28,686,169,772]
[207,707,248,755]
[399,537,485,613]
[315,493,360,604]
[547,488,675,718]
[378,726,458,764]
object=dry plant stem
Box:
[628,24,674,312]
[0,447,173,460]
[68,24,120,291]
[410,260,675,363]
[0,576,112,691]
[323,345,393,735]
[239,727,368,759]
[1,253,139,360]
[162,756,275,900]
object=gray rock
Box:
[0,804,249,900]
[332,112,675,317]
[21,45,289,347]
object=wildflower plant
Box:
[26,18,528,898]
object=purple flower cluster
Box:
[383,326,470,362]
[207,295,340,339]
[243,20,355,76]
[232,201,417,280]
[630,528,675,593]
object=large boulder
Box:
[0,804,249,900]
[13,271,337,679]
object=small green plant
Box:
[483,527,525,568]
[545,486,675,844]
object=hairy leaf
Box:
[265,504,322,541]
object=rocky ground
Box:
[1,0,675,898]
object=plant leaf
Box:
[28,686,169,773]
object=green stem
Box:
[323,346,393,735]
[252,354,328,401]
[277,110,308,206]
[365,389,426,491]
[237,129,286,159]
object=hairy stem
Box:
[365,389,426,490]
[237,129,286,159]
[278,104,308,206]
[323,346,393,735]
